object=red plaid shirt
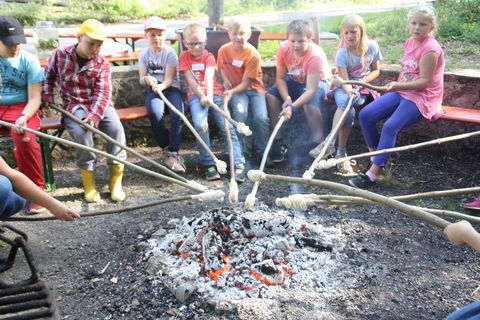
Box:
[42,44,112,126]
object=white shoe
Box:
[309,141,336,159]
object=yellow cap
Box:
[78,19,107,41]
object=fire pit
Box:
[145,205,348,312]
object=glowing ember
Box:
[146,205,345,303]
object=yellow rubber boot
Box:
[109,164,126,202]
[80,169,100,203]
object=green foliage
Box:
[436,0,480,43]
[2,3,49,26]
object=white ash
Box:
[146,205,346,305]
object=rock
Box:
[145,254,169,276]
[151,228,168,240]
[169,281,197,303]
[136,241,150,251]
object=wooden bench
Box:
[35,106,148,190]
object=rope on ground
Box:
[0,119,210,193]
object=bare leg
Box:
[303,103,324,143]
[266,93,283,139]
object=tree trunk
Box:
[208,0,224,27]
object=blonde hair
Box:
[408,5,438,34]
[183,23,207,39]
[286,20,313,39]
[338,14,369,68]
[227,17,251,34]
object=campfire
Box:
[146,205,346,306]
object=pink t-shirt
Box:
[398,36,445,120]
[178,50,223,99]
[277,41,332,84]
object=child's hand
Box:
[153,83,167,93]
[331,66,339,75]
[386,81,400,92]
[13,114,28,134]
[223,79,232,90]
[144,76,158,87]
[279,105,293,121]
[200,95,212,107]
[444,220,476,246]
[224,90,233,101]
[49,201,81,221]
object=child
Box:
[139,16,185,173]
[317,14,382,174]
[0,156,80,221]
[43,19,127,203]
[0,16,46,213]
[179,23,246,181]
[349,6,444,189]
[266,19,332,163]
[443,220,480,319]
[217,17,270,167]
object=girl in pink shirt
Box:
[349,6,445,189]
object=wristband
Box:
[288,104,297,113]
[141,76,147,85]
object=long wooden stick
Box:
[331,75,388,91]
[49,104,194,185]
[247,170,450,229]
[0,119,207,193]
[223,97,238,204]
[4,190,224,221]
[156,88,227,174]
[305,94,355,179]
[315,130,480,170]
[207,100,252,136]
[187,69,251,136]
[245,116,286,208]
[276,192,480,224]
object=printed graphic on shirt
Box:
[401,56,419,82]
[0,62,26,96]
[147,60,165,76]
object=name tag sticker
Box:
[232,59,244,68]
[287,68,301,76]
[192,63,205,71]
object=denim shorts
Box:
[267,76,330,105]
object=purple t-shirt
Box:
[398,35,445,120]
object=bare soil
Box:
[1,132,479,320]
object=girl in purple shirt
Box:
[349,6,445,189]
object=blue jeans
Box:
[0,175,26,219]
[229,90,269,157]
[189,95,245,167]
[146,87,184,152]
[359,92,423,167]
[445,301,480,320]
[333,87,367,128]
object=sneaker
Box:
[464,196,480,211]
[270,142,287,163]
[336,155,355,175]
[309,140,336,159]
[165,152,186,173]
[348,172,376,189]
[234,164,246,183]
[205,166,220,181]
[25,202,47,215]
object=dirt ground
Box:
[1,131,479,320]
